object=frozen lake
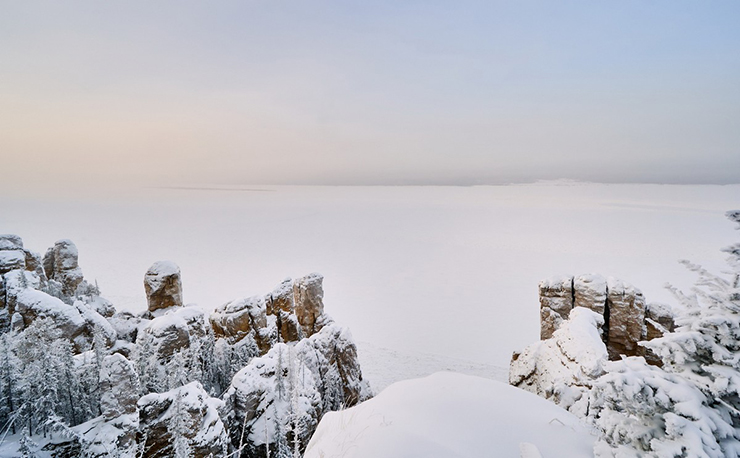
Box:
[2,183,738,391]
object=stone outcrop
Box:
[210,295,275,353]
[138,382,229,458]
[100,354,140,420]
[144,261,183,313]
[538,274,673,361]
[43,239,84,297]
[212,273,330,351]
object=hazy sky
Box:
[1,1,739,188]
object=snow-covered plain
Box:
[2,183,737,392]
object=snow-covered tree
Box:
[170,392,193,458]
[590,210,740,457]
[0,332,20,435]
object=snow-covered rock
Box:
[100,354,140,420]
[0,234,26,275]
[539,274,672,361]
[76,413,140,458]
[137,306,204,361]
[295,323,372,409]
[43,239,84,297]
[222,343,322,457]
[510,307,608,416]
[138,381,228,458]
[144,260,183,313]
[14,287,115,352]
[305,372,597,458]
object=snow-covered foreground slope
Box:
[305,371,597,458]
[2,183,737,374]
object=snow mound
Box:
[509,307,607,416]
[305,372,596,458]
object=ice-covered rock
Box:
[144,261,183,313]
[510,307,608,416]
[43,239,85,297]
[138,381,228,458]
[100,354,140,420]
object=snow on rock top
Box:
[305,372,596,458]
[146,260,180,277]
[144,260,183,312]
[0,234,23,251]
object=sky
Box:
[1,1,739,188]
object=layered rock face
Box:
[538,274,671,360]
[144,261,183,313]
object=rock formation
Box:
[0,234,27,275]
[43,239,84,297]
[144,261,183,313]
[538,274,672,360]
[514,274,679,417]
[0,236,371,458]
